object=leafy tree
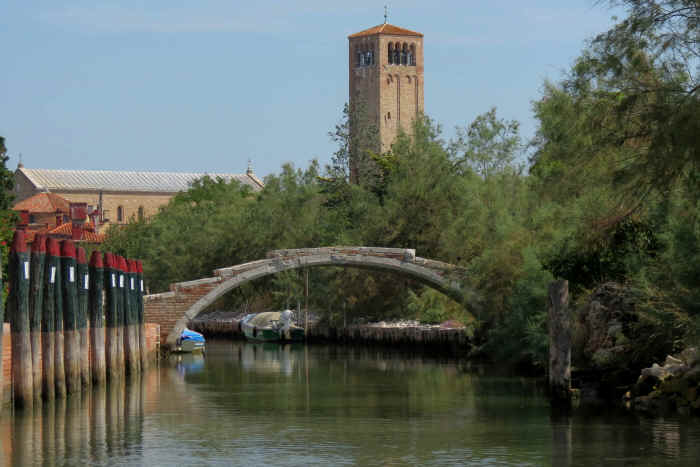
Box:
[449,107,523,177]
[555,0,699,203]
[328,100,380,187]
[0,137,16,271]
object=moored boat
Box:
[241,310,305,342]
[174,328,206,353]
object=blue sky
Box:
[1,1,622,177]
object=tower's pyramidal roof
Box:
[348,23,423,38]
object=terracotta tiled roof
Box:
[47,221,105,243]
[348,23,423,38]
[17,167,264,193]
[13,192,70,213]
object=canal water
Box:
[1,339,700,466]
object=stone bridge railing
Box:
[144,247,464,348]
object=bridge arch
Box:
[143,247,464,348]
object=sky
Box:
[0,1,623,178]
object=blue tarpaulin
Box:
[181,328,205,343]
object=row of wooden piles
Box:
[0,230,149,409]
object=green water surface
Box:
[2,339,699,466]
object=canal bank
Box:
[189,313,472,356]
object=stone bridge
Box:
[143,247,464,348]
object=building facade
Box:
[13,166,264,226]
[348,22,424,153]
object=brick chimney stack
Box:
[17,209,30,231]
[70,202,88,241]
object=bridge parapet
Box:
[267,246,416,262]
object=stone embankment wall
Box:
[1,322,160,405]
[307,324,471,355]
[189,316,471,355]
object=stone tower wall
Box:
[349,32,424,153]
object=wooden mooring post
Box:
[123,258,140,376]
[89,251,106,385]
[9,230,33,408]
[61,240,81,394]
[136,261,147,369]
[116,256,126,377]
[0,260,5,405]
[42,238,60,401]
[53,238,67,398]
[77,248,90,388]
[29,234,46,402]
[548,279,572,406]
[104,253,121,381]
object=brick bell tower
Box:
[348,18,424,154]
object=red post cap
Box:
[127,259,137,274]
[32,234,47,253]
[61,240,76,258]
[11,230,27,253]
[136,260,143,274]
[90,251,104,268]
[77,247,87,264]
[117,255,127,273]
[47,237,61,257]
[104,252,114,269]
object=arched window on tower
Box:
[393,42,400,64]
[117,206,124,223]
[409,44,416,66]
[401,43,408,65]
[388,43,393,64]
[356,48,362,67]
[138,206,145,221]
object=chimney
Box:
[70,202,88,241]
[18,210,30,224]
[16,209,29,231]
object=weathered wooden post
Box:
[129,259,142,373]
[77,247,90,388]
[548,279,571,406]
[53,238,66,398]
[89,251,106,385]
[61,240,81,394]
[9,230,33,408]
[0,258,5,405]
[42,238,60,400]
[29,234,46,402]
[136,260,147,369]
[116,256,126,376]
[123,258,140,376]
[104,253,120,381]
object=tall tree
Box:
[557,0,699,203]
[449,107,522,178]
[0,137,16,269]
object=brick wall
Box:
[1,322,160,406]
[349,34,424,153]
[1,323,10,404]
[144,281,220,344]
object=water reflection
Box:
[1,340,700,466]
[0,376,148,466]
